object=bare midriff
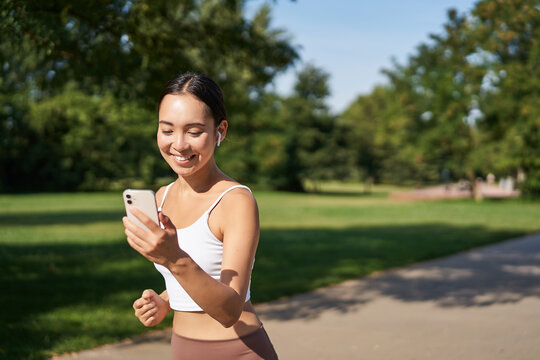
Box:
[172,301,262,340]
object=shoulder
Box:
[217,186,259,241]
[220,184,256,206]
[207,183,259,239]
[216,184,258,220]
[155,183,172,208]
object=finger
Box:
[133,298,143,310]
[125,231,148,257]
[135,301,153,315]
[133,296,150,310]
[124,229,145,254]
[136,304,157,320]
[144,316,155,327]
[143,289,155,300]
[131,207,160,232]
[124,226,148,250]
[139,303,158,318]
[159,212,175,230]
[123,217,150,241]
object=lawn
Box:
[1,185,539,359]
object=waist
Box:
[172,301,261,340]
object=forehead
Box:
[159,94,213,125]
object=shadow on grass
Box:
[0,223,536,358]
[255,228,540,321]
[0,241,164,360]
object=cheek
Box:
[157,129,172,141]
[192,133,213,149]
[156,134,170,153]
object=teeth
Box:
[174,155,191,161]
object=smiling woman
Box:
[122,73,278,360]
[156,73,229,179]
[157,94,223,176]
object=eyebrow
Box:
[158,121,206,127]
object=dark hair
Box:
[158,72,227,127]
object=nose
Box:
[172,133,189,151]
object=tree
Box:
[469,0,540,195]
[261,64,344,191]
[341,0,540,195]
[0,0,299,191]
[340,86,415,183]
[23,84,156,190]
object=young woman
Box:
[122,73,278,359]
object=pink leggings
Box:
[171,325,278,360]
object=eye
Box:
[161,130,173,135]
[188,131,203,136]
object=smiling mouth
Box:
[174,155,196,162]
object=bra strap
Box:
[207,185,251,214]
[158,182,175,212]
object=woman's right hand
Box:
[133,289,170,327]
[123,209,185,267]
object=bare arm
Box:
[123,189,259,328]
[169,190,258,326]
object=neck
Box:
[175,159,225,194]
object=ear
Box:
[216,120,228,145]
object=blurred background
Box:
[1,0,538,195]
[1,0,540,359]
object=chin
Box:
[170,160,210,179]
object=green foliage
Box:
[287,65,346,189]
[340,0,540,192]
[339,86,422,184]
[0,0,299,192]
[0,0,350,193]
[521,175,540,197]
[26,84,158,190]
[3,0,539,192]
[246,64,350,191]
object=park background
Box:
[1,0,540,359]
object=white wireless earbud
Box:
[217,132,222,147]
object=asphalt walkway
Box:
[54,232,540,360]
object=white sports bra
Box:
[154,182,252,312]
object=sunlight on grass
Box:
[1,185,539,359]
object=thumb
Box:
[159,212,175,229]
[143,289,163,304]
[142,289,156,300]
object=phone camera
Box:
[126,194,131,199]
[127,200,132,205]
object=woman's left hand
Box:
[123,209,184,266]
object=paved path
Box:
[54,233,540,360]
[389,183,520,201]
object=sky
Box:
[246,0,478,113]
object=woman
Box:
[122,72,278,359]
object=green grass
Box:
[1,186,539,359]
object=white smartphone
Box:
[123,189,159,232]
